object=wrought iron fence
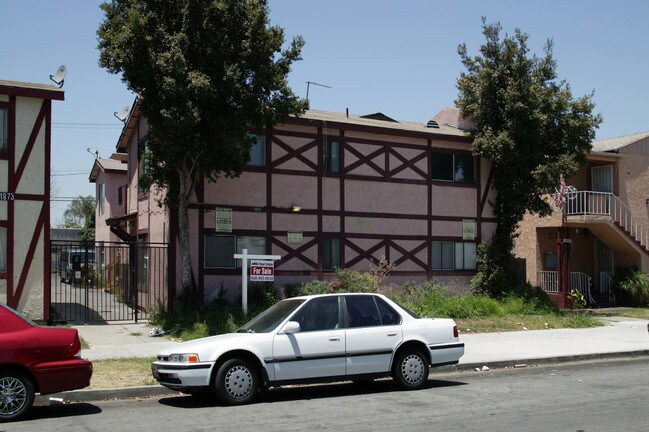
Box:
[50,240,169,323]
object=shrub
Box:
[613,267,649,306]
[567,289,586,310]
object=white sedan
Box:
[151,293,464,404]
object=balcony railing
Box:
[537,271,594,304]
[563,191,649,250]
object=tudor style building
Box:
[95,100,497,303]
[0,79,64,319]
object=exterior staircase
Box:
[564,191,649,255]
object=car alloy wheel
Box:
[0,372,35,422]
[394,349,429,390]
[215,358,258,405]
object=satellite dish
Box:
[114,105,131,123]
[87,147,99,159]
[49,65,67,88]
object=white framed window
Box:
[455,242,476,270]
[98,184,105,216]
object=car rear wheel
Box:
[0,371,35,422]
[214,358,257,405]
[393,349,429,390]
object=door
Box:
[591,165,613,214]
[343,295,403,375]
[272,296,346,381]
[594,238,614,294]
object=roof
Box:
[591,130,649,152]
[89,155,128,183]
[0,79,65,100]
[296,109,469,138]
[431,107,475,132]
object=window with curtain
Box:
[247,134,266,166]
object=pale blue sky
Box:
[1,0,647,224]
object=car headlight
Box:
[168,353,200,363]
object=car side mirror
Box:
[280,321,301,335]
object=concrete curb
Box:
[35,349,649,404]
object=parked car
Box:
[152,293,464,405]
[0,304,93,422]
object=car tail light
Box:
[453,325,459,338]
[63,334,82,358]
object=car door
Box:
[344,295,403,375]
[272,296,346,381]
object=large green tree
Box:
[60,195,95,242]
[456,19,602,295]
[97,0,307,299]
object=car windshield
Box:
[0,303,37,326]
[237,299,306,333]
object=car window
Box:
[345,295,381,328]
[0,303,37,328]
[290,297,339,332]
[238,299,305,333]
[376,297,401,325]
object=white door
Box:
[344,295,403,375]
[272,296,346,381]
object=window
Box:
[324,140,340,173]
[432,241,476,270]
[0,108,7,153]
[98,184,105,216]
[0,227,6,272]
[204,234,266,269]
[323,237,340,270]
[247,134,266,166]
[118,186,124,206]
[543,252,558,270]
[138,138,149,193]
[345,295,381,328]
[455,242,476,270]
[205,235,236,268]
[431,241,454,270]
[291,297,339,332]
[236,236,266,268]
[376,297,401,325]
[431,152,476,183]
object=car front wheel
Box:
[214,358,258,405]
[393,349,429,390]
[0,371,35,422]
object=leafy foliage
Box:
[456,19,602,296]
[60,195,95,242]
[613,267,649,306]
[97,0,307,298]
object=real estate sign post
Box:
[234,249,281,314]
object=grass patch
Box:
[594,308,649,320]
[130,332,142,337]
[89,357,157,389]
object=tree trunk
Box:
[177,170,196,299]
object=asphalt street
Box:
[8,357,649,432]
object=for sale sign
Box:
[250,260,274,282]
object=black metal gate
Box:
[49,240,169,323]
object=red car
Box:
[0,304,93,422]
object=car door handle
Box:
[329,336,340,342]
[387,331,398,337]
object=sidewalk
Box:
[40,316,649,403]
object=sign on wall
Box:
[462,219,476,240]
[287,231,303,244]
[215,207,232,232]
[250,259,274,282]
